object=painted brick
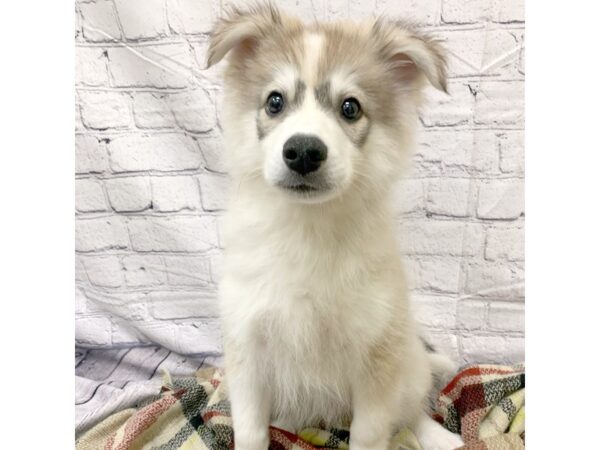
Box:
[414,295,458,329]
[127,216,219,252]
[76,179,108,213]
[393,179,424,215]
[76,135,108,173]
[114,0,168,39]
[485,225,524,261]
[110,319,147,346]
[75,258,89,284]
[209,253,223,285]
[461,335,523,365]
[75,286,87,313]
[109,134,202,172]
[399,220,485,256]
[426,178,472,217]
[132,89,216,132]
[442,0,524,24]
[419,257,462,294]
[76,317,113,345]
[473,80,525,127]
[75,5,83,41]
[108,44,192,88]
[326,0,349,20]
[105,176,152,212]
[477,179,524,220]
[433,28,521,78]
[199,173,229,211]
[499,131,525,174]
[215,215,225,250]
[171,89,217,133]
[518,43,525,76]
[76,217,129,252]
[81,255,124,288]
[468,131,503,174]
[79,91,131,130]
[122,255,167,287]
[443,0,495,24]
[221,0,325,21]
[164,255,212,286]
[376,0,440,25]
[457,300,487,331]
[78,289,118,316]
[416,130,500,175]
[132,93,177,129]
[151,175,201,212]
[197,135,226,173]
[170,321,223,354]
[76,47,109,87]
[167,0,214,34]
[87,292,149,320]
[488,302,525,332]
[345,0,377,19]
[420,82,476,128]
[464,261,524,300]
[497,1,525,23]
[132,320,222,354]
[78,0,121,42]
[461,335,506,364]
[148,291,219,319]
[75,101,84,131]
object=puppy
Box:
[207,4,464,450]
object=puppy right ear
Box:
[206,3,282,68]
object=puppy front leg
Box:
[413,413,464,450]
[227,361,271,450]
[349,382,394,450]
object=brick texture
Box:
[75,0,524,365]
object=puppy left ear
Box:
[206,3,283,68]
[374,21,448,93]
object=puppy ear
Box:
[374,20,448,93]
[206,3,282,68]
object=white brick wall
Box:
[75,0,524,365]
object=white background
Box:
[74,0,525,365]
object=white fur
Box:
[302,32,323,85]
[415,414,465,450]
[217,27,462,450]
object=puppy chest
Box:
[261,318,354,426]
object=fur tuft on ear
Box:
[373,20,448,93]
[206,2,283,68]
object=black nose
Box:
[282,134,328,176]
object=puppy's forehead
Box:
[301,31,325,85]
[261,25,378,88]
[237,22,399,127]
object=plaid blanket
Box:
[435,364,525,449]
[76,365,525,450]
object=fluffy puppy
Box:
[207,4,463,450]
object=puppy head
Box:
[208,3,446,204]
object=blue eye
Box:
[341,98,361,121]
[266,92,284,115]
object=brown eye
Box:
[266,92,284,116]
[341,97,361,121]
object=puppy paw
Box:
[419,427,464,450]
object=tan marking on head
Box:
[302,31,324,86]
